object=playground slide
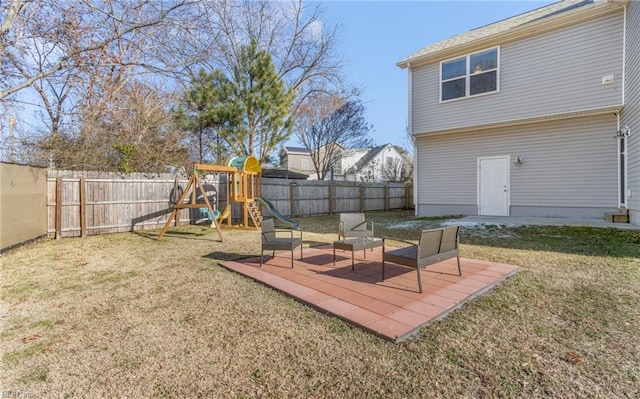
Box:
[256,197,301,230]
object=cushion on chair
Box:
[262,237,302,251]
[383,246,417,266]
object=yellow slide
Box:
[215,205,231,221]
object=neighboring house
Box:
[280,144,411,182]
[278,147,315,175]
[334,147,369,178]
[343,144,412,182]
[397,0,639,226]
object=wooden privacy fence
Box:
[47,170,413,238]
[47,170,191,238]
[261,178,412,218]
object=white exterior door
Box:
[478,156,509,216]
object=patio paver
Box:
[219,245,520,342]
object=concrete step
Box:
[604,212,629,223]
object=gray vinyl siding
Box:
[286,153,314,173]
[622,1,640,226]
[415,114,619,218]
[412,11,624,134]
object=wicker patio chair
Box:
[382,226,462,293]
[260,218,303,268]
[337,213,374,240]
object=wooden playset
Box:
[157,156,263,241]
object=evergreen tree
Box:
[174,70,233,163]
[223,41,294,163]
[177,43,294,164]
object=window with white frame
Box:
[301,159,310,170]
[441,47,499,102]
[386,157,394,168]
[333,158,342,175]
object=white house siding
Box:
[412,11,624,134]
[340,149,368,176]
[622,1,640,226]
[352,146,407,182]
[415,114,619,218]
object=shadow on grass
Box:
[133,227,224,242]
[203,251,255,262]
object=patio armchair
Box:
[382,226,462,293]
[338,213,374,240]
[260,218,303,268]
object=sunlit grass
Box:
[1,210,638,398]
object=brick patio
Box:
[220,245,520,342]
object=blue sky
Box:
[307,0,556,151]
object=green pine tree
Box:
[177,42,294,164]
[225,41,294,163]
[174,70,233,163]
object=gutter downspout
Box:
[623,3,628,209]
[407,62,417,215]
[622,2,626,106]
[615,111,629,208]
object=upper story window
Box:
[301,158,310,170]
[333,158,343,175]
[440,47,499,102]
[385,157,394,168]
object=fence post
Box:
[80,177,87,237]
[384,185,389,212]
[55,177,62,239]
[289,182,296,217]
[328,184,333,215]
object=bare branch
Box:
[1,0,190,101]
[295,91,373,180]
[0,0,31,37]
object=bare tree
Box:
[1,0,193,167]
[183,0,343,103]
[0,0,189,101]
[357,159,380,183]
[382,156,413,183]
[171,0,344,161]
[295,91,373,180]
[30,81,188,172]
[1,0,344,168]
[0,0,29,37]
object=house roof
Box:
[262,168,309,180]
[344,144,391,175]
[283,146,310,154]
[397,0,624,68]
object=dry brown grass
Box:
[1,210,639,398]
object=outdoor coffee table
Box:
[333,237,383,270]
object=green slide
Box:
[256,197,301,230]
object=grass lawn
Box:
[1,210,639,398]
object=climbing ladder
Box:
[248,201,262,228]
